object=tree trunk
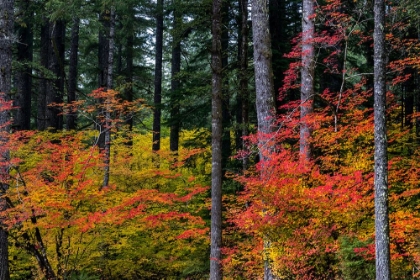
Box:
[102,6,116,189]
[373,0,390,278]
[0,0,13,278]
[153,0,164,152]
[300,0,315,162]
[46,20,65,130]
[251,0,277,279]
[210,0,223,279]
[67,17,79,130]
[125,28,134,135]
[37,18,49,131]
[269,0,287,112]
[14,0,33,130]
[170,6,181,153]
[221,0,231,175]
[238,0,249,169]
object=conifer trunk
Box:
[103,6,115,188]
[153,0,164,152]
[300,0,315,161]
[210,0,223,279]
[251,0,277,279]
[0,0,13,278]
[67,16,79,130]
[14,0,33,130]
[170,4,181,153]
[373,0,391,278]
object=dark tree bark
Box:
[0,0,13,278]
[96,10,110,150]
[210,0,223,279]
[170,5,181,153]
[67,17,80,130]
[125,28,134,134]
[37,18,49,131]
[102,6,116,189]
[46,20,65,130]
[300,0,315,162]
[153,0,164,152]
[98,11,110,89]
[251,0,277,279]
[236,0,249,169]
[373,0,390,278]
[221,0,231,174]
[269,0,287,111]
[14,0,33,130]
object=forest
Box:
[0,0,419,279]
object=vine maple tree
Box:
[224,0,420,278]
[5,89,210,279]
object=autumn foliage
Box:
[4,90,210,279]
[223,0,420,279]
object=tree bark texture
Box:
[102,6,116,189]
[37,18,49,131]
[300,0,315,161]
[269,0,287,111]
[373,0,391,278]
[237,0,249,169]
[67,17,79,130]
[46,20,65,130]
[221,0,231,174]
[170,6,182,153]
[251,0,277,279]
[210,0,223,279]
[0,0,13,278]
[14,0,33,130]
[153,0,164,152]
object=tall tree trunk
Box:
[221,0,230,174]
[238,0,249,169]
[153,0,164,152]
[14,0,33,130]
[210,0,223,279]
[46,20,65,130]
[251,0,277,279]
[300,0,315,162]
[0,0,13,278]
[38,18,49,131]
[102,6,115,189]
[98,11,110,89]
[67,17,79,130]
[125,28,134,134]
[96,10,110,150]
[269,0,287,111]
[373,0,390,278]
[170,5,181,153]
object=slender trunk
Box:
[221,1,230,174]
[14,0,33,130]
[238,0,249,169]
[210,0,223,279]
[125,30,134,134]
[67,17,79,130]
[251,0,277,279]
[46,20,65,130]
[98,11,110,89]
[300,0,315,161]
[269,0,286,111]
[373,0,390,278]
[170,6,181,152]
[153,0,164,152]
[97,10,110,150]
[38,18,49,131]
[102,6,115,189]
[0,1,13,278]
